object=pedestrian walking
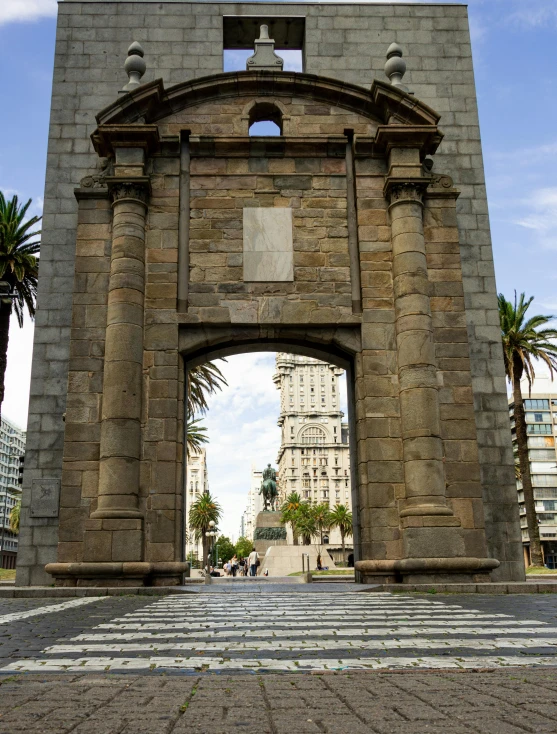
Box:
[231,554,238,577]
[248,547,258,577]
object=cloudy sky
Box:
[1,0,557,535]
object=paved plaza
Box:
[1,587,557,731]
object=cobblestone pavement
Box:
[1,669,557,733]
[1,590,557,673]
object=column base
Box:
[45,562,190,588]
[355,557,499,585]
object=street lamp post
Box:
[205,520,217,575]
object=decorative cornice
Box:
[92,124,160,159]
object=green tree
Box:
[292,503,317,545]
[9,500,20,534]
[329,504,353,564]
[499,291,557,568]
[312,503,332,545]
[188,490,222,568]
[0,193,40,420]
[235,536,253,559]
[280,491,302,545]
[215,535,235,564]
[186,362,227,457]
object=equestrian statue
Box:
[259,464,278,511]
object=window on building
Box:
[525,399,550,410]
[527,424,552,434]
[301,427,326,444]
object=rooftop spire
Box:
[384,42,408,93]
[246,25,284,72]
[120,41,146,94]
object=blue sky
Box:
[1,0,557,536]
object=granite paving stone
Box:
[0,589,555,731]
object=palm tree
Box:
[280,491,302,545]
[9,500,20,534]
[185,362,227,458]
[188,490,222,569]
[312,502,332,545]
[292,503,317,545]
[329,504,353,564]
[499,291,557,568]
[0,193,40,420]
[186,418,208,458]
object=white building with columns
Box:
[184,448,209,564]
[240,464,264,541]
[273,353,353,561]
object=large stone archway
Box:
[33,68,518,587]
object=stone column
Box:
[94,181,148,522]
[389,181,453,525]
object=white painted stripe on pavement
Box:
[5,655,557,673]
[0,597,104,626]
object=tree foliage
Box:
[185,362,227,458]
[9,500,20,534]
[0,193,40,419]
[329,504,353,563]
[215,535,236,564]
[188,491,222,567]
[235,536,253,559]
[499,291,557,567]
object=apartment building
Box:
[509,377,557,568]
[0,417,26,569]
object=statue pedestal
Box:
[253,511,287,557]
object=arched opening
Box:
[182,339,359,579]
[248,101,282,136]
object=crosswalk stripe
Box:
[3,591,556,673]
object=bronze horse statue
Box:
[259,464,278,511]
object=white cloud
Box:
[0,0,56,25]
[514,188,557,250]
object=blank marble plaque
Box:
[243,208,293,281]
[30,479,60,518]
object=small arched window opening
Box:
[248,102,282,136]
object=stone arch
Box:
[94,71,441,128]
[242,98,290,135]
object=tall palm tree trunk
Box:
[341,531,346,565]
[0,303,11,422]
[513,372,543,566]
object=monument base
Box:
[44,562,190,587]
[260,545,337,577]
[355,557,499,584]
[253,511,287,556]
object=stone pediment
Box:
[94,71,441,129]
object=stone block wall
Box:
[18,1,522,585]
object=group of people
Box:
[221,548,261,577]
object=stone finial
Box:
[246,25,284,72]
[121,41,146,94]
[384,42,408,93]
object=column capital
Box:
[384,177,429,205]
[107,177,150,206]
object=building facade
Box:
[274,353,352,559]
[184,448,208,565]
[240,465,264,542]
[0,418,26,569]
[18,1,524,587]
[510,378,557,569]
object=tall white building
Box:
[184,448,209,565]
[240,464,263,541]
[509,377,557,569]
[0,417,26,569]
[273,353,353,560]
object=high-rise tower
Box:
[273,354,352,559]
